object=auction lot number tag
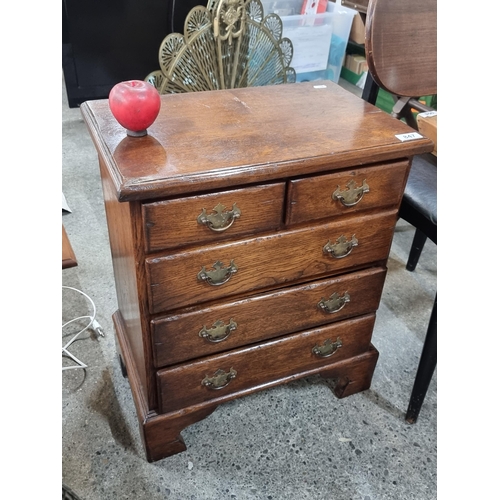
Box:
[395,132,423,142]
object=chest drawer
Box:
[142,183,286,253]
[151,267,386,367]
[157,314,376,414]
[146,209,397,313]
[286,161,409,226]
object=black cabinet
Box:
[62,0,203,107]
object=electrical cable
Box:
[62,285,104,370]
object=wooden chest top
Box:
[80,81,433,201]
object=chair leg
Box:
[406,228,428,271]
[361,72,379,105]
[405,295,437,423]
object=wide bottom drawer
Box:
[157,313,376,414]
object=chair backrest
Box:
[146,0,296,94]
[364,0,437,98]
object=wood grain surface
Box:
[157,314,376,413]
[143,182,285,253]
[81,81,434,201]
[62,225,77,269]
[286,160,409,225]
[365,0,437,97]
[151,267,386,367]
[146,209,398,313]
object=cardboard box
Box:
[417,111,437,156]
[349,12,365,45]
[344,53,367,74]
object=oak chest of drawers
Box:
[81,81,433,462]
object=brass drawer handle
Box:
[332,179,369,207]
[202,368,237,390]
[199,318,238,343]
[197,202,241,232]
[312,337,343,358]
[323,235,358,259]
[197,260,238,286]
[318,292,350,314]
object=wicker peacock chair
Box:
[145,0,296,93]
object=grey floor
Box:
[62,76,437,500]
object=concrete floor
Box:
[62,77,437,500]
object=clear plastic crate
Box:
[261,0,356,83]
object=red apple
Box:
[108,80,161,137]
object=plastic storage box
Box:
[261,0,356,83]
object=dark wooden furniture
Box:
[62,0,204,107]
[62,224,77,269]
[81,81,433,461]
[364,0,437,423]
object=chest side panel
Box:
[99,159,158,410]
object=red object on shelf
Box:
[301,0,328,15]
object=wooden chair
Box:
[146,0,296,94]
[363,0,437,423]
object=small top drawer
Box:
[142,183,285,253]
[286,161,409,226]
